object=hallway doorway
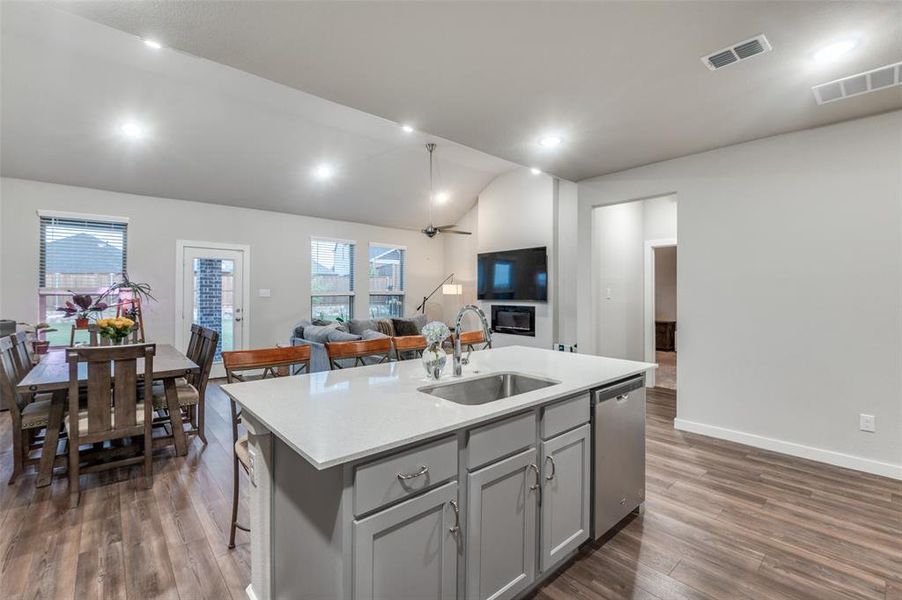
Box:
[652,245,677,390]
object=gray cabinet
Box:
[465,447,539,600]
[540,423,591,571]
[353,481,459,600]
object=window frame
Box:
[310,236,356,321]
[368,243,406,319]
[37,210,129,346]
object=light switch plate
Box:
[859,413,876,433]
[258,288,271,298]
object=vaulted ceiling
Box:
[47,0,902,181]
[3,1,901,229]
[1,2,514,229]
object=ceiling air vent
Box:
[812,61,902,105]
[702,34,772,71]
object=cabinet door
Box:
[354,481,459,600]
[540,423,590,572]
[466,447,539,600]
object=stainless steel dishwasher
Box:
[592,375,646,539]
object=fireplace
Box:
[490,305,536,337]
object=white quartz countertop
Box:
[222,346,655,470]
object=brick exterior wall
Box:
[195,258,224,359]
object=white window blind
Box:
[369,244,405,318]
[311,238,355,320]
[39,214,128,291]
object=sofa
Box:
[289,315,428,373]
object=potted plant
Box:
[94,317,136,345]
[17,322,58,355]
[56,292,108,328]
[103,272,156,320]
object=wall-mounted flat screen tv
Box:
[477,247,547,302]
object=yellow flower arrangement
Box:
[95,317,136,343]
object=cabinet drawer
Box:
[354,436,458,517]
[541,394,589,440]
[467,411,536,470]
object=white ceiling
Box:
[44,0,902,182]
[0,3,515,230]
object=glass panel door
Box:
[181,245,245,374]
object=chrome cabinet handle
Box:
[528,463,540,490]
[449,500,460,533]
[544,456,556,481]
[397,465,429,480]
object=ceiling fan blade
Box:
[441,229,472,236]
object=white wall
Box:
[442,204,478,325]
[477,168,554,348]
[0,178,445,348]
[655,246,677,322]
[591,195,677,362]
[554,179,579,348]
[578,111,902,479]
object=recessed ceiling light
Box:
[813,39,858,63]
[530,167,542,175]
[120,121,145,139]
[313,163,335,180]
[401,124,415,133]
[538,136,563,148]
[142,39,163,50]
[434,191,449,204]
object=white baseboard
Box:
[245,584,258,600]
[673,418,902,480]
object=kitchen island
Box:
[222,346,654,600]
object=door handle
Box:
[528,463,540,490]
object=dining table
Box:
[16,343,199,487]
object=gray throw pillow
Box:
[326,329,362,343]
[361,329,389,340]
[348,319,379,336]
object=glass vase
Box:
[421,343,446,379]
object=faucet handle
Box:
[461,349,472,366]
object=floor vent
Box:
[702,34,772,71]
[812,61,902,105]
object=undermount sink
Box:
[419,372,560,405]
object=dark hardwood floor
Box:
[1,385,899,599]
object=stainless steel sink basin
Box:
[419,372,560,405]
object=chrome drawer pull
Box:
[449,500,460,533]
[544,455,556,481]
[397,465,429,480]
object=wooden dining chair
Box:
[151,325,218,445]
[222,345,312,549]
[0,335,60,484]
[65,344,156,507]
[392,335,427,361]
[325,338,393,370]
[10,331,34,373]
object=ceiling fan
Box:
[421,143,472,238]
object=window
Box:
[369,244,405,318]
[311,238,355,320]
[38,212,128,346]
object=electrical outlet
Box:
[859,414,876,433]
